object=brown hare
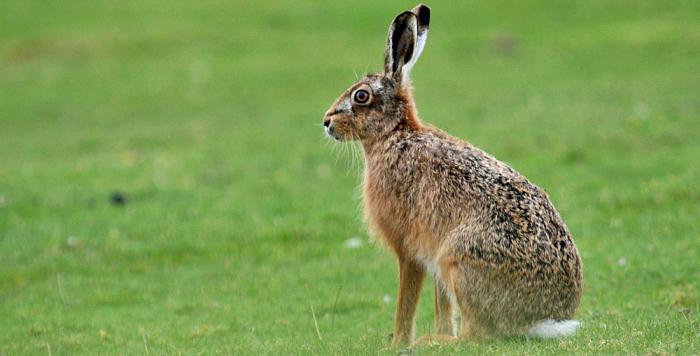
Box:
[322,4,583,348]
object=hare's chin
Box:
[324,126,341,141]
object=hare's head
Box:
[323,4,430,142]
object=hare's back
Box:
[419,133,578,262]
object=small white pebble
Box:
[344,237,364,249]
[66,236,78,248]
[617,257,627,266]
[383,295,392,303]
[633,102,650,120]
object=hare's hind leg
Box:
[456,300,488,341]
[413,269,458,346]
[451,274,492,340]
[436,227,497,341]
[415,254,486,344]
[414,253,489,346]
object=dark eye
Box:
[353,89,371,104]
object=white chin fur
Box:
[527,319,580,339]
[324,126,339,141]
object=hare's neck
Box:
[360,129,406,172]
[362,107,422,153]
[361,129,399,158]
[361,124,422,158]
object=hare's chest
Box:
[362,170,424,249]
[363,175,446,264]
[363,176,404,234]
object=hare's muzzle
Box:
[324,102,352,140]
[323,118,339,141]
[323,111,340,140]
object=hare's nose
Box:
[323,118,331,127]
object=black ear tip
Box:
[415,4,431,27]
[394,10,415,22]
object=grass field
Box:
[1,0,699,354]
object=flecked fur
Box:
[323,4,582,348]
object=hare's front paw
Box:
[413,334,458,346]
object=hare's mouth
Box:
[324,125,341,141]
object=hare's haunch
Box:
[323,4,582,348]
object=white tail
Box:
[527,319,580,339]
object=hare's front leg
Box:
[392,259,425,348]
[412,280,458,346]
[434,280,455,336]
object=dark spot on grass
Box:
[492,32,518,56]
[110,191,126,206]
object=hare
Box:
[322,4,583,348]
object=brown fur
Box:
[323,4,582,348]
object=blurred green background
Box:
[1,0,698,354]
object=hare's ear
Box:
[383,11,417,82]
[384,5,431,82]
[406,4,430,72]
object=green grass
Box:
[1,0,699,354]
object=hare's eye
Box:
[353,89,371,104]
